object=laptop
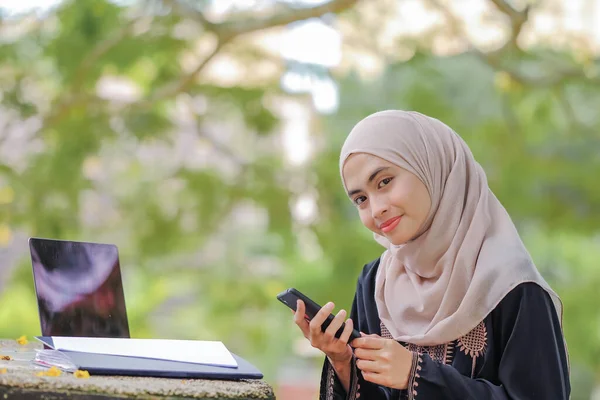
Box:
[29,237,130,338]
[28,237,264,379]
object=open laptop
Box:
[29,237,130,338]
[28,238,264,379]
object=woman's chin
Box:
[385,232,410,246]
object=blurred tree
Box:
[0,0,359,380]
[0,0,598,395]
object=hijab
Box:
[339,110,562,346]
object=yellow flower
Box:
[36,366,62,377]
[0,368,7,374]
[74,370,90,379]
[16,336,28,345]
[45,367,61,377]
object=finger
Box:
[324,309,346,339]
[355,359,383,373]
[338,318,354,344]
[354,347,378,361]
[309,302,335,333]
[361,371,386,387]
[294,300,305,320]
[351,332,373,346]
[293,300,310,336]
[352,336,385,350]
[294,300,310,325]
[350,334,361,347]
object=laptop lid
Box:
[29,237,130,338]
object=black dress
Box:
[319,258,571,399]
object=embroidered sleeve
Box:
[396,284,570,399]
[457,321,488,378]
[347,355,360,399]
[320,356,360,400]
[406,351,423,400]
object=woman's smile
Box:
[379,216,402,233]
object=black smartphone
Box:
[277,288,361,343]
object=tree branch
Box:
[135,0,360,108]
[169,0,360,40]
[132,38,227,110]
[214,0,360,39]
[426,0,600,87]
[488,0,526,20]
[43,0,361,126]
[39,16,138,133]
[41,93,103,132]
[163,0,218,32]
[71,17,139,91]
[488,0,530,47]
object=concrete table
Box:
[0,339,275,399]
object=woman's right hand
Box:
[293,300,354,365]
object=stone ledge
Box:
[0,339,275,400]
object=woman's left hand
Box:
[351,333,414,389]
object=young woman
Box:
[293,111,570,399]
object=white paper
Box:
[43,337,238,368]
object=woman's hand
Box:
[351,334,414,389]
[293,300,354,364]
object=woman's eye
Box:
[378,177,393,189]
[354,196,367,206]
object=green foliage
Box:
[47,0,124,82]
[0,0,598,395]
[196,85,280,135]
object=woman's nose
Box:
[371,197,389,219]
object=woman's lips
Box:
[380,216,402,233]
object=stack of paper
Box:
[36,336,238,368]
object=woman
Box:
[293,111,570,399]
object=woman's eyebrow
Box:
[347,167,390,197]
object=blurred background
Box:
[0,0,599,398]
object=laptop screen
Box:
[29,238,130,338]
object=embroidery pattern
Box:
[326,361,335,400]
[380,322,393,339]
[457,320,488,358]
[457,320,487,377]
[348,355,359,399]
[325,356,360,400]
[445,341,455,365]
[407,342,449,365]
[407,352,423,400]
[380,321,488,397]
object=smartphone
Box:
[277,288,361,343]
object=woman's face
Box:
[342,153,432,245]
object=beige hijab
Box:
[339,110,563,346]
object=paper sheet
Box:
[40,337,238,368]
